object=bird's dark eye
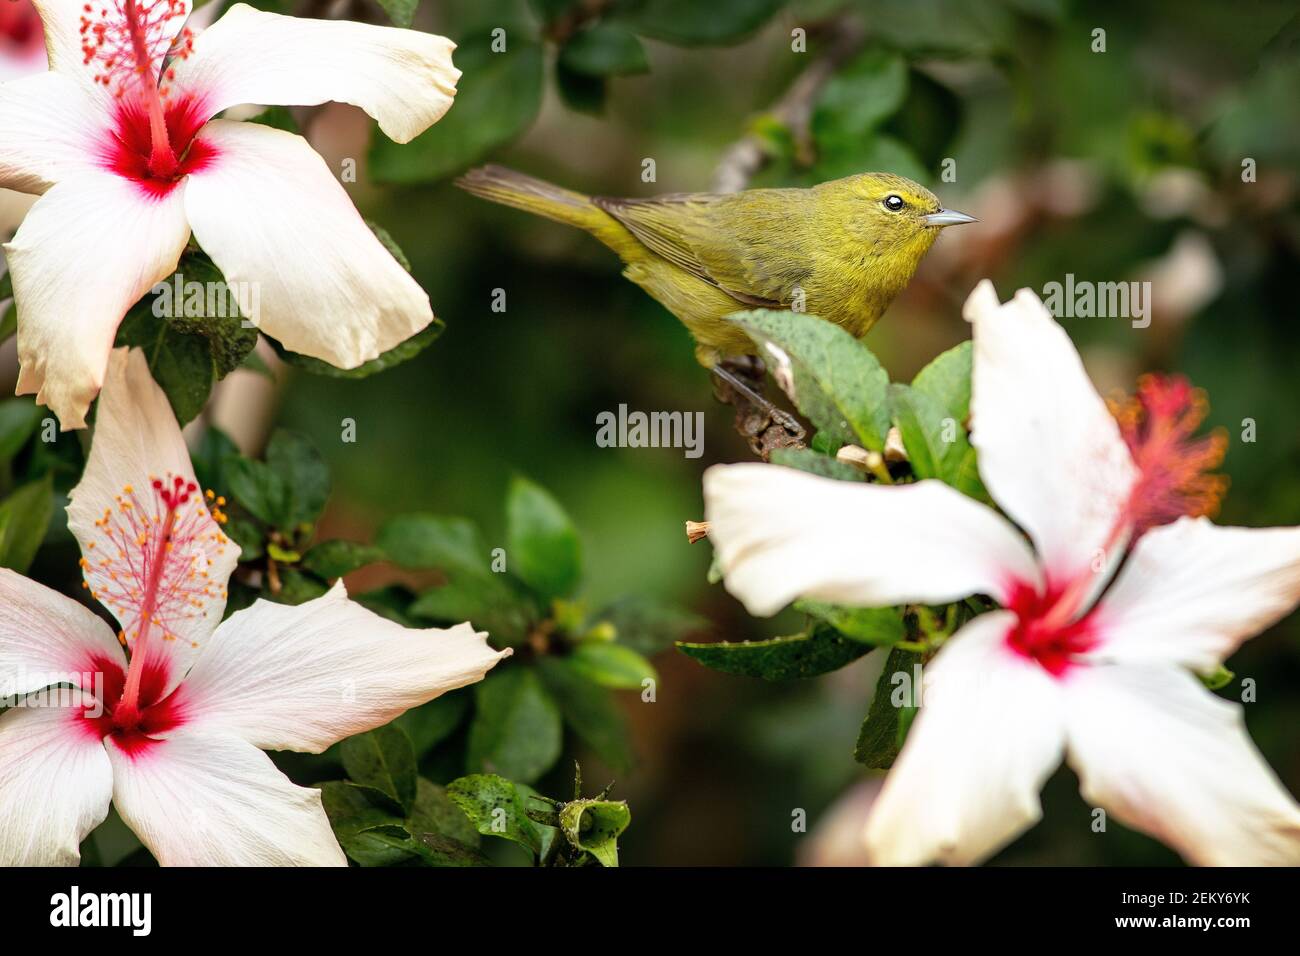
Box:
[883,195,905,212]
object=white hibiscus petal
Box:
[963,280,1137,585]
[106,728,346,865]
[4,171,190,429]
[1093,517,1300,672]
[171,3,457,143]
[864,611,1066,865]
[180,581,509,753]
[0,702,113,865]
[703,464,1041,617]
[0,71,102,192]
[67,348,239,693]
[0,569,125,696]
[183,120,433,369]
[1065,663,1300,866]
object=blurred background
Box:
[7,0,1300,865]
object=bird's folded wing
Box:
[593,191,810,310]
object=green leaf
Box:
[265,429,330,527]
[554,60,607,115]
[247,105,301,134]
[410,575,536,646]
[813,49,909,141]
[365,219,413,273]
[812,132,930,186]
[407,778,480,849]
[376,514,488,573]
[728,309,892,452]
[536,658,634,773]
[189,426,238,497]
[301,539,385,579]
[566,641,657,690]
[911,340,973,424]
[0,474,53,573]
[0,398,42,463]
[592,595,708,656]
[222,455,291,528]
[769,447,865,482]
[796,601,906,646]
[223,517,264,561]
[560,24,649,76]
[466,667,563,784]
[271,569,330,605]
[412,832,491,867]
[320,778,484,867]
[855,647,921,768]
[558,798,631,867]
[268,318,444,379]
[395,692,470,759]
[340,725,418,813]
[319,781,412,866]
[370,32,544,184]
[621,0,784,46]
[446,773,543,854]
[115,254,258,424]
[376,0,417,28]
[888,383,986,499]
[506,476,581,600]
[678,624,871,680]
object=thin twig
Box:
[712,16,867,193]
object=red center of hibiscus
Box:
[77,653,187,756]
[80,473,230,719]
[81,0,215,194]
[0,0,43,55]
[1003,580,1100,677]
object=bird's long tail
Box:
[455,165,630,251]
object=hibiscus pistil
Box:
[80,0,194,179]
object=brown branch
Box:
[712,16,867,193]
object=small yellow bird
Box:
[456,165,976,367]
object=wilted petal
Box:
[1065,662,1300,865]
[67,348,238,692]
[864,611,1065,866]
[183,120,433,369]
[963,280,1137,586]
[0,569,125,696]
[0,71,102,193]
[172,3,458,143]
[181,581,509,753]
[703,464,1040,617]
[5,172,190,428]
[1092,517,1300,672]
[0,702,113,865]
[106,728,346,865]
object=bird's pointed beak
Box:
[924,209,978,227]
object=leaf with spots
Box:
[678,623,871,680]
[446,773,543,855]
[728,309,892,452]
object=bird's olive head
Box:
[836,172,977,250]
